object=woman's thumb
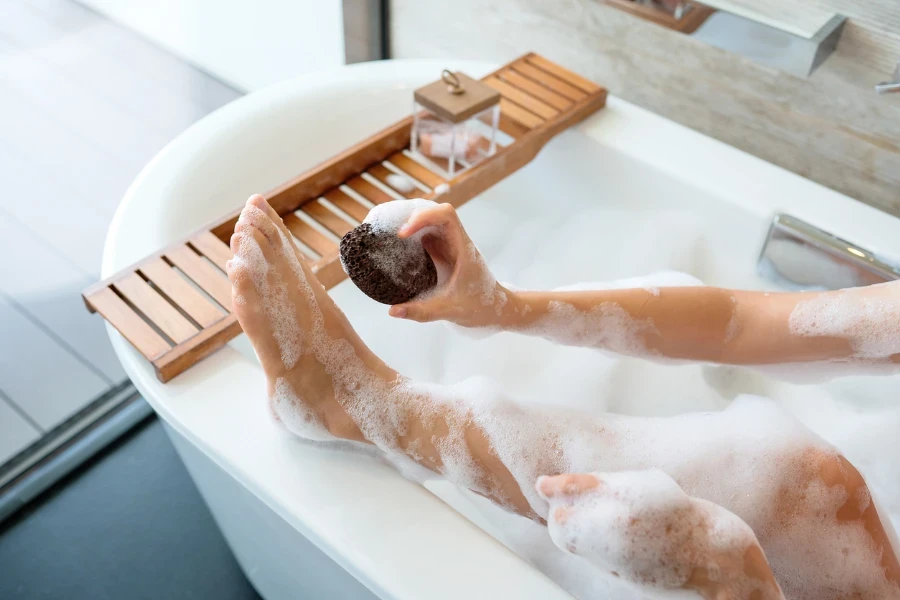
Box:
[389,302,432,323]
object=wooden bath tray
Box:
[83,53,607,382]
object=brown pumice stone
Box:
[339,223,438,305]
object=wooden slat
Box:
[311,252,350,289]
[323,187,371,221]
[302,200,354,237]
[139,258,225,328]
[497,69,572,110]
[481,112,531,139]
[346,175,394,204]
[368,164,421,199]
[500,98,545,129]
[86,287,171,359]
[154,315,241,383]
[165,245,233,309]
[113,273,199,343]
[510,62,586,102]
[387,152,446,189]
[485,76,559,120]
[288,234,322,261]
[282,213,336,257]
[526,54,601,94]
[190,230,233,271]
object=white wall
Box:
[76,0,346,91]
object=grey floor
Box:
[0,0,241,464]
[0,416,261,600]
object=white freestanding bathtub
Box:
[104,60,900,599]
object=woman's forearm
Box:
[490,282,900,366]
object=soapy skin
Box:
[228,195,900,600]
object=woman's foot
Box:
[537,470,784,600]
[226,195,396,443]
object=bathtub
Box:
[103,60,900,599]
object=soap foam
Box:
[789,283,900,360]
[351,199,439,289]
[363,198,436,234]
[525,300,659,358]
[540,469,771,595]
[271,377,335,442]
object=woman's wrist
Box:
[494,285,534,330]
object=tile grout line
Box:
[0,290,115,386]
[0,386,45,434]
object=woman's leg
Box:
[227,195,900,599]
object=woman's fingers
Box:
[537,473,602,500]
[398,203,460,239]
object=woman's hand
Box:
[388,203,511,328]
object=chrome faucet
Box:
[875,63,900,95]
[758,214,900,290]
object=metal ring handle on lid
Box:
[442,70,465,95]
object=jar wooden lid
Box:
[414,71,500,123]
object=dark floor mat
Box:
[0,417,260,600]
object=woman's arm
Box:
[390,204,900,365]
[499,285,900,364]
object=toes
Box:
[247,194,316,268]
[249,194,286,231]
[537,473,602,500]
[548,505,580,554]
[229,227,279,285]
[226,237,255,290]
[552,505,573,526]
[240,210,281,248]
[249,194,295,245]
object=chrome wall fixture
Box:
[598,0,846,78]
[875,63,900,95]
[758,214,900,291]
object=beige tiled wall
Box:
[391,0,900,216]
